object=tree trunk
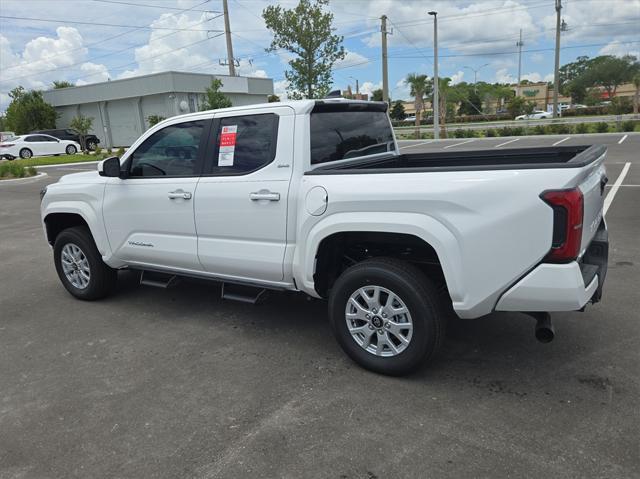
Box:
[634,87,639,115]
[414,97,422,139]
[439,95,447,139]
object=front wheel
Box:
[53,226,117,300]
[66,144,77,155]
[328,258,446,375]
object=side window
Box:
[42,135,58,142]
[24,136,36,142]
[210,114,278,175]
[129,120,205,177]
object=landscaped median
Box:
[0,161,38,180]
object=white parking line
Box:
[553,136,571,146]
[604,162,631,216]
[618,134,628,144]
[494,138,519,148]
[443,139,475,149]
[399,140,433,149]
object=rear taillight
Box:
[541,188,583,263]
[0,143,14,147]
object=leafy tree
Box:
[200,78,232,110]
[371,89,383,101]
[69,114,94,151]
[580,55,639,100]
[632,73,640,114]
[609,96,632,115]
[0,115,6,131]
[52,80,75,89]
[390,100,405,121]
[507,96,535,118]
[147,115,166,127]
[263,0,346,99]
[267,94,281,102]
[4,86,57,134]
[456,87,483,116]
[434,77,452,137]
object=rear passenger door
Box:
[194,107,294,283]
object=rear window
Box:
[310,103,395,165]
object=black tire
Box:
[328,258,446,376]
[87,141,97,151]
[65,144,77,155]
[53,226,117,300]
[19,148,32,159]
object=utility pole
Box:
[516,29,524,95]
[222,0,236,76]
[463,64,488,93]
[429,11,439,139]
[381,15,389,103]
[552,0,561,117]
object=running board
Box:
[221,283,268,304]
[139,270,178,289]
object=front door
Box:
[195,107,294,283]
[103,119,209,272]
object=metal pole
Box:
[356,78,359,95]
[517,29,523,94]
[552,0,561,117]
[222,0,236,76]
[429,11,439,139]
[381,15,389,103]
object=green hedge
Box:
[0,162,37,179]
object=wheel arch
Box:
[294,212,464,304]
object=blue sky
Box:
[0,0,639,110]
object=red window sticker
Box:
[218,125,237,166]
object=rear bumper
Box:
[496,220,608,312]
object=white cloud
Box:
[335,50,370,69]
[495,68,553,84]
[359,81,382,97]
[76,62,110,85]
[273,79,290,100]
[450,71,465,85]
[599,41,640,59]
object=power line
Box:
[91,0,218,12]
[0,14,219,31]
[0,0,214,73]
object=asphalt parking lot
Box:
[1,132,639,478]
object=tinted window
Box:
[25,135,50,142]
[129,121,204,177]
[210,114,278,174]
[310,105,395,165]
[41,135,58,142]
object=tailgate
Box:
[575,148,607,257]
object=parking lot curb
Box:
[0,172,48,184]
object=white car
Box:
[515,110,551,120]
[0,133,80,160]
[40,99,608,375]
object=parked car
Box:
[31,128,100,151]
[405,115,417,122]
[0,134,80,159]
[0,131,16,142]
[40,99,608,375]
[515,110,551,120]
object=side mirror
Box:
[98,156,122,177]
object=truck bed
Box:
[307,145,606,174]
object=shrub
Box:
[486,128,497,137]
[0,162,36,179]
[510,126,524,136]
[533,125,547,135]
[620,120,636,132]
[94,146,102,155]
[548,123,571,134]
[595,122,609,133]
[561,106,608,117]
[497,127,513,136]
[575,123,589,134]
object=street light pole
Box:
[463,64,488,93]
[552,0,562,118]
[429,11,439,140]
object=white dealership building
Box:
[43,71,274,147]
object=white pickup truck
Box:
[40,99,609,375]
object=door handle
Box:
[250,190,280,201]
[168,190,192,200]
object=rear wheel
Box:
[328,258,446,375]
[87,141,97,151]
[19,148,32,159]
[65,144,77,155]
[53,226,117,300]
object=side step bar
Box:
[221,283,268,305]
[139,270,178,289]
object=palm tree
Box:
[633,73,640,115]
[435,77,452,138]
[405,73,431,138]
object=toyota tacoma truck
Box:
[40,99,609,375]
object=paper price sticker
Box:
[218,125,237,166]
